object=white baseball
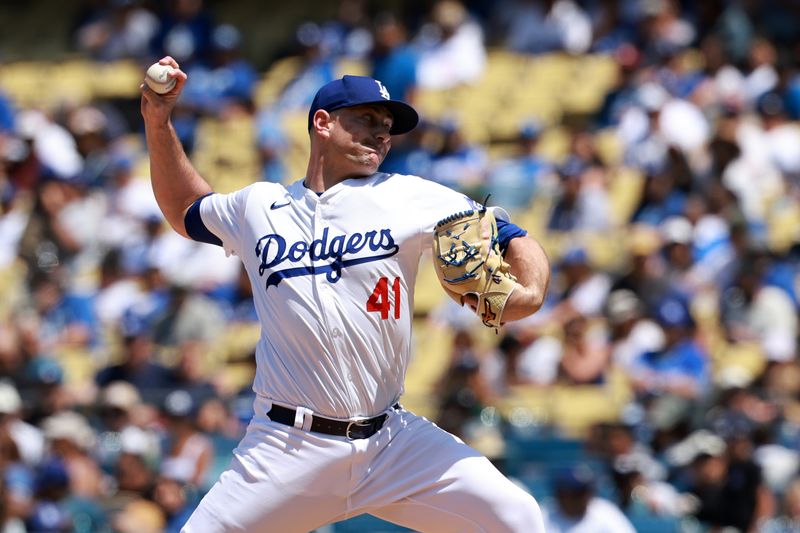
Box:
[145,62,177,94]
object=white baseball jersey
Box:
[192,172,481,418]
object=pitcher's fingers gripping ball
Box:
[432,207,517,327]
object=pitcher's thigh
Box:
[358,413,544,533]
[371,454,543,533]
[181,453,345,533]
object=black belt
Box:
[267,403,399,440]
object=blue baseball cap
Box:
[655,297,693,328]
[308,75,419,135]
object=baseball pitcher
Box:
[141,57,550,532]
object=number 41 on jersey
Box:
[366,277,401,319]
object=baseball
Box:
[144,62,177,94]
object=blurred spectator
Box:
[434,329,492,438]
[762,478,800,533]
[541,464,636,532]
[152,0,215,67]
[605,289,665,373]
[0,381,44,467]
[611,225,671,313]
[639,0,695,64]
[371,13,418,104]
[610,451,690,517]
[194,398,241,487]
[270,22,336,113]
[630,168,687,227]
[66,105,115,189]
[628,295,710,401]
[167,340,216,407]
[103,154,162,236]
[93,248,147,327]
[485,121,554,211]
[152,468,196,533]
[94,381,159,475]
[150,282,225,347]
[545,246,612,325]
[20,357,69,427]
[0,475,27,533]
[13,110,82,185]
[0,180,26,270]
[27,456,108,532]
[596,44,642,128]
[0,87,15,133]
[719,251,797,363]
[547,158,610,232]
[743,38,780,105]
[18,178,85,275]
[506,329,562,387]
[481,333,540,393]
[94,314,173,403]
[26,458,72,532]
[254,114,288,184]
[317,0,373,60]
[207,264,258,324]
[159,390,213,488]
[679,428,774,532]
[556,314,610,385]
[492,0,592,55]
[658,216,699,294]
[427,119,488,191]
[415,0,486,89]
[41,411,103,500]
[181,24,258,118]
[112,497,165,533]
[589,0,639,54]
[753,90,800,179]
[112,439,155,498]
[0,424,34,528]
[73,0,160,61]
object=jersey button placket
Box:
[313,203,352,389]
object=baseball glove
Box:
[432,208,517,328]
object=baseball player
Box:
[141,56,551,532]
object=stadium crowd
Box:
[2,0,800,531]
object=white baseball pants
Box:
[182,396,544,532]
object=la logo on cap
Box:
[376,80,390,100]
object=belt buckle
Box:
[345,417,374,440]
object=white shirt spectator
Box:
[517,335,562,385]
[569,273,612,317]
[749,285,798,362]
[612,319,665,371]
[658,98,711,153]
[16,110,83,180]
[765,122,800,175]
[548,0,592,54]
[542,496,636,533]
[0,203,26,268]
[416,15,486,89]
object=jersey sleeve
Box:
[184,184,255,257]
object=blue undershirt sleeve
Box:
[184,193,223,247]
[496,218,527,256]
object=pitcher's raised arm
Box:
[140,56,212,237]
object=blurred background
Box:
[1,0,800,531]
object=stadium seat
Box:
[331,514,413,532]
[627,513,682,533]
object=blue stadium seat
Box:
[627,513,681,533]
[331,514,413,532]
